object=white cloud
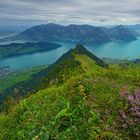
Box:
[0,0,140,25]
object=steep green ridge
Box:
[0,45,140,139]
[0,41,61,59]
[1,45,107,101]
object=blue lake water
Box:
[0,38,140,71]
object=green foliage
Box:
[0,46,140,139]
[0,68,139,139]
[0,42,60,58]
[0,65,47,93]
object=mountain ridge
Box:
[0,24,138,44]
[0,45,108,103]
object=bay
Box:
[0,38,140,70]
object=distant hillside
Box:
[0,65,48,93]
[0,23,138,44]
[126,24,140,31]
[109,25,138,41]
[0,45,108,103]
[0,41,61,58]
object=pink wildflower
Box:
[127,95,134,103]
[135,89,140,99]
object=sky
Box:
[0,0,140,26]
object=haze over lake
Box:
[0,38,140,70]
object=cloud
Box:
[0,0,140,25]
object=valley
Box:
[0,65,48,93]
[0,66,10,78]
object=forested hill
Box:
[0,41,61,58]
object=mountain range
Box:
[0,24,138,44]
[127,24,140,31]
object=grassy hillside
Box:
[0,45,140,139]
[1,45,107,99]
[0,65,47,93]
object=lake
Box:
[0,38,140,71]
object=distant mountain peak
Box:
[112,25,129,30]
[45,23,63,27]
[109,25,137,41]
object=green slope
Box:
[0,65,47,93]
[0,45,140,139]
[1,45,107,100]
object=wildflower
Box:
[79,85,85,93]
[135,89,140,99]
[127,95,134,103]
